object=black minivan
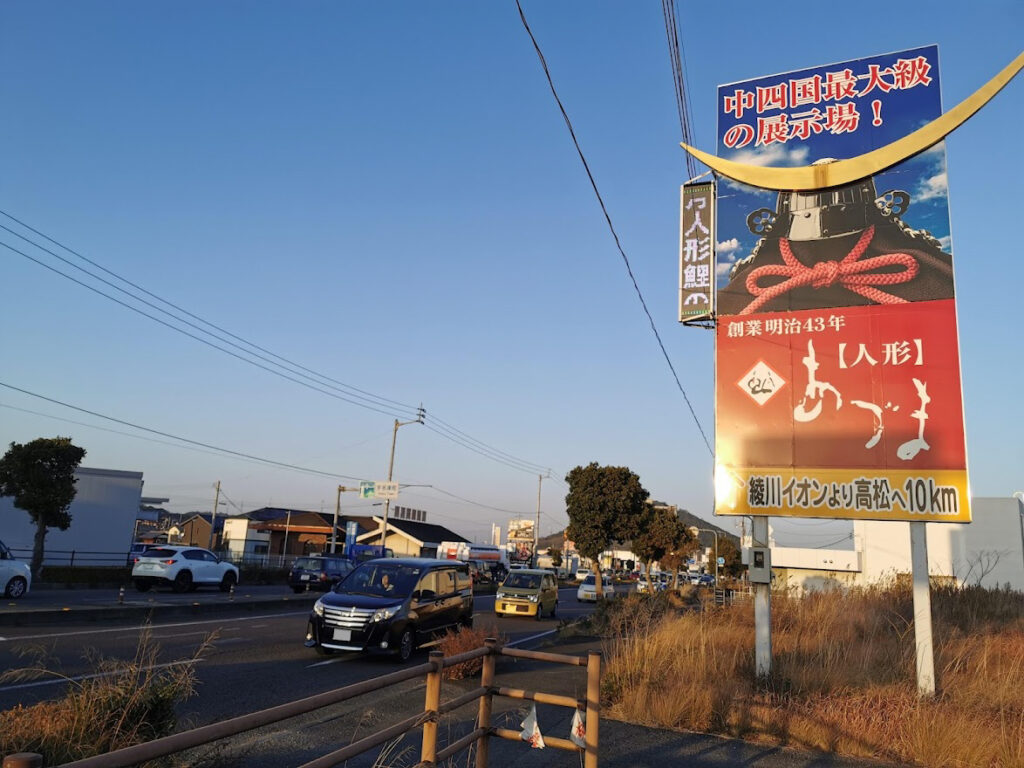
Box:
[289,555,355,593]
[304,558,473,662]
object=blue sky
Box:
[1,2,1021,547]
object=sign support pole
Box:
[909,521,936,697]
[752,516,772,678]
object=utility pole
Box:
[282,509,292,567]
[332,486,359,554]
[379,406,425,554]
[208,481,221,551]
[532,475,543,568]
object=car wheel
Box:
[535,604,544,621]
[551,600,557,618]
[219,571,237,592]
[291,586,305,594]
[134,579,151,593]
[4,576,27,599]
[460,613,473,629]
[172,570,192,593]
[396,627,415,663]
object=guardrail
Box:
[2,639,600,768]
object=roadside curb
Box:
[0,594,318,628]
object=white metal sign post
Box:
[909,522,936,696]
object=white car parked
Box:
[576,574,615,602]
[132,545,239,593]
[0,539,31,599]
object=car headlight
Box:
[313,598,325,617]
[371,605,400,623]
[495,591,506,600]
[528,594,538,602]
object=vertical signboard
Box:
[679,182,716,323]
[714,46,970,523]
[507,518,536,565]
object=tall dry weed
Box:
[602,584,1024,766]
[0,626,212,764]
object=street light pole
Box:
[379,407,425,554]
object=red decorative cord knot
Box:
[808,260,841,288]
[739,225,920,315]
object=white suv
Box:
[0,539,30,599]
[132,545,239,593]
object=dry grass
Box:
[601,583,1024,767]
[0,626,212,765]
[438,620,507,680]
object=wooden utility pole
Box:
[208,481,221,550]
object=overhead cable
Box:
[514,0,714,458]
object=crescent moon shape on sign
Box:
[681,50,1024,191]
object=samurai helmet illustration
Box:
[746,159,910,242]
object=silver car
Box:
[0,539,31,599]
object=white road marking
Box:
[114,626,243,641]
[0,612,309,643]
[305,655,359,668]
[0,659,203,692]
[505,629,558,647]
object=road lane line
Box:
[0,611,309,642]
[305,655,360,668]
[0,659,203,692]
[505,629,558,647]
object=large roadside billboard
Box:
[713,46,970,523]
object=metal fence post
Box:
[420,650,443,764]
[585,650,601,768]
[3,753,43,768]
[474,638,497,768]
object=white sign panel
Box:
[375,481,399,499]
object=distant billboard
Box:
[508,518,535,541]
[713,46,970,523]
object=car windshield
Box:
[503,573,541,590]
[336,563,420,598]
[583,575,596,586]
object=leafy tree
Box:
[717,537,743,578]
[633,507,693,589]
[0,437,86,578]
[565,462,649,598]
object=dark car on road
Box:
[304,558,473,662]
[289,555,355,593]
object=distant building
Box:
[358,516,469,558]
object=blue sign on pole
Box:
[345,521,358,554]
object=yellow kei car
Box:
[494,569,558,620]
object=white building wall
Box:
[854,497,1023,590]
[0,467,144,565]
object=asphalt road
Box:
[0,586,597,724]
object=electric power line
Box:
[0,210,418,415]
[514,0,713,458]
[1,213,561,477]
[0,381,367,482]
